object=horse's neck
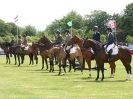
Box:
[75,39,83,48]
[90,41,103,54]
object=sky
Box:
[0,0,132,30]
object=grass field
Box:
[0,55,133,99]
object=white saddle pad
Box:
[24,46,29,50]
[70,45,80,54]
[112,46,119,55]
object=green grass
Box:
[0,55,133,99]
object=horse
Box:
[83,39,132,81]
[66,35,94,76]
[66,36,84,74]
[26,43,38,65]
[51,45,67,75]
[37,36,54,72]
[67,35,116,78]
[0,42,12,64]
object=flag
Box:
[14,15,18,22]
[67,21,72,27]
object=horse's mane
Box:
[88,39,103,48]
[38,36,52,44]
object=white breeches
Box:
[106,43,115,52]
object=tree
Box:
[22,25,37,36]
[7,22,18,36]
[84,10,110,34]
[119,3,133,36]
[45,11,84,36]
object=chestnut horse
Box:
[83,39,132,81]
[67,35,116,77]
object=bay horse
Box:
[67,35,116,78]
[37,36,54,72]
[83,39,132,81]
[51,45,67,75]
[0,42,12,64]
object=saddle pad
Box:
[112,46,119,55]
[24,46,29,50]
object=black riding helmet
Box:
[56,30,61,35]
[107,27,112,32]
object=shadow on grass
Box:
[72,77,128,83]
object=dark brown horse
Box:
[83,39,132,81]
[0,42,11,64]
[37,36,54,72]
[67,35,116,78]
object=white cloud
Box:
[0,0,132,30]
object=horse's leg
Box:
[17,54,20,66]
[58,59,61,75]
[68,59,72,72]
[21,54,24,64]
[63,58,66,73]
[36,56,38,64]
[101,63,105,81]
[14,54,17,65]
[50,58,54,72]
[30,54,34,65]
[8,54,11,64]
[121,59,132,80]
[29,54,31,65]
[86,59,92,77]
[71,58,76,72]
[6,54,8,64]
[77,57,83,74]
[41,57,44,70]
[95,63,100,81]
[109,62,116,78]
[45,58,48,70]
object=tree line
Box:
[0,3,133,43]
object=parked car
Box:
[0,48,5,55]
[128,43,133,55]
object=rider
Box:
[64,29,72,44]
[92,26,100,42]
[18,35,22,46]
[22,34,28,47]
[92,26,101,69]
[54,30,64,45]
[106,27,115,61]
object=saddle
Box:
[104,45,119,55]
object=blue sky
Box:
[0,0,132,30]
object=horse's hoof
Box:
[95,78,98,81]
[101,79,104,81]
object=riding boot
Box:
[108,51,113,62]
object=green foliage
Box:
[119,3,133,35]
[84,10,110,34]
[22,25,37,36]
[126,35,133,43]
[100,34,107,43]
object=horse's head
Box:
[38,36,52,44]
[67,35,83,47]
[83,39,98,48]
[32,42,39,49]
